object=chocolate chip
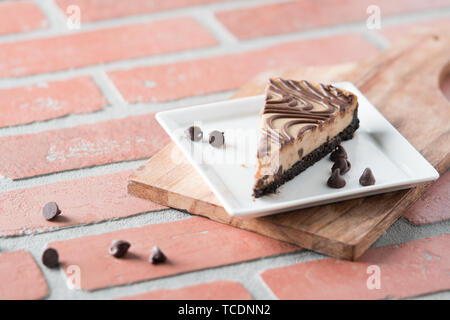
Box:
[298,148,303,158]
[330,145,347,161]
[359,168,375,186]
[332,158,351,174]
[327,168,346,188]
[209,130,225,147]
[42,248,59,268]
[149,246,166,264]
[42,202,61,221]
[185,126,203,141]
[109,240,130,258]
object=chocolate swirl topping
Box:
[260,78,354,153]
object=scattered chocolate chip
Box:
[330,145,347,161]
[209,130,225,147]
[359,168,376,186]
[298,148,303,158]
[327,168,346,188]
[109,240,130,258]
[332,158,351,174]
[42,202,61,221]
[149,246,166,264]
[42,248,59,268]
[185,126,203,141]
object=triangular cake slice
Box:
[253,78,359,197]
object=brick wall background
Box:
[0,0,449,299]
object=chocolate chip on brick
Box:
[42,202,61,221]
[109,240,131,258]
[149,246,167,264]
[42,248,59,268]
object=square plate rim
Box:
[156,82,439,218]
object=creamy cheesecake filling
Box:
[253,78,359,196]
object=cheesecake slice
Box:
[253,78,359,197]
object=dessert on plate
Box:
[253,78,359,197]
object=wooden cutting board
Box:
[128,29,450,260]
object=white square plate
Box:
[156,82,439,218]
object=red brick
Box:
[56,0,235,22]
[403,171,450,225]
[261,234,450,300]
[0,114,169,180]
[0,250,48,300]
[216,0,450,39]
[0,76,106,128]
[108,34,378,103]
[0,171,165,237]
[0,1,47,36]
[118,281,252,300]
[378,17,450,43]
[49,217,297,291]
[0,18,216,78]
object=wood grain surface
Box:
[128,29,450,260]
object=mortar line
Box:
[90,71,127,107]
[361,29,390,51]
[191,9,238,45]
[379,7,450,27]
[34,0,69,31]
[0,159,146,192]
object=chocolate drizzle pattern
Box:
[260,78,354,153]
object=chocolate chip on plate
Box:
[330,145,347,161]
[149,246,166,264]
[185,126,203,141]
[109,240,130,258]
[332,158,351,174]
[42,202,61,221]
[209,130,225,148]
[327,168,346,188]
[42,248,59,268]
[359,168,376,186]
